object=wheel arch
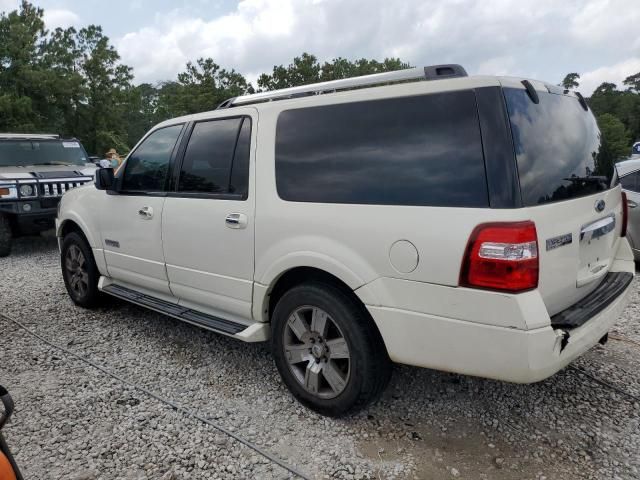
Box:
[258,266,387,354]
[57,216,96,248]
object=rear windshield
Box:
[0,139,89,167]
[504,88,609,206]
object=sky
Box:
[1,0,639,95]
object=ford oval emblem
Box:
[595,199,606,212]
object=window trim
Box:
[170,115,252,200]
[116,123,187,196]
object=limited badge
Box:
[546,233,572,251]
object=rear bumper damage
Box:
[362,240,636,384]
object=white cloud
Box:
[114,0,640,89]
[0,0,19,14]
[43,9,80,30]
[579,58,640,96]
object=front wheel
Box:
[271,282,391,417]
[61,232,101,308]
[0,214,12,257]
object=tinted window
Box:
[178,118,249,196]
[620,172,640,193]
[275,91,488,207]
[504,88,609,206]
[122,125,183,192]
[0,139,88,167]
[229,118,251,197]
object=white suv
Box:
[56,65,636,416]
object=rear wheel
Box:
[0,214,12,257]
[271,282,391,417]
[61,232,101,308]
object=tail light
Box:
[621,191,628,238]
[460,221,539,292]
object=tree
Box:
[75,25,134,154]
[257,53,410,90]
[560,72,580,90]
[0,1,48,131]
[623,72,640,92]
[175,57,253,114]
[596,113,631,176]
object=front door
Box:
[100,123,185,295]
[162,112,256,320]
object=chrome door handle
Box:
[225,213,247,229]
[138,206,153,219]
[628,200,638,209]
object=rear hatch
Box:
[502,82,625,316]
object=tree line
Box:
[2,1,639,164]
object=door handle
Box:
[628,200,638,209]
[138,206,153,219]
[225,213,247,229]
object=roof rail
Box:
[218,64,467,109]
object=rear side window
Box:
[504,88,608,206]
[275,91,488,207]
[178,117,251,198]
[620,171,640,193]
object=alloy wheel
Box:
[283,306,351,399]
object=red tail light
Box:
[460,221,539,292]
[621,191,628,238]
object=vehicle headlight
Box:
[19,184,36,197]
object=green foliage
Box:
[588,80,640,150]
[596,113,631,175]
[257,52,410,90]
[623,72,640,92]
[561,73,580,90]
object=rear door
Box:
[162,112,256,320]
[503,84,625,315]
[620,169,640,255]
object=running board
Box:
[102,283,246,335]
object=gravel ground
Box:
[1,235,639,480]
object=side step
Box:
[102,284,246,335]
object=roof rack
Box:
[218,64,467,109]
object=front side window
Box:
[121,124,183,192]
[275,90,488,207]
[178,117,251,197]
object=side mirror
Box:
[95,168,115,191]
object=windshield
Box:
[0,139,89,167]
[504,88,610,206]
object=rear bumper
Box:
[361,243,636,383]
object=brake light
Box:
[460,221,539,292]
[621,191,628,238]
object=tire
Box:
[61,232,101,308]
[0,214,12,257]
[271,282,392,417]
